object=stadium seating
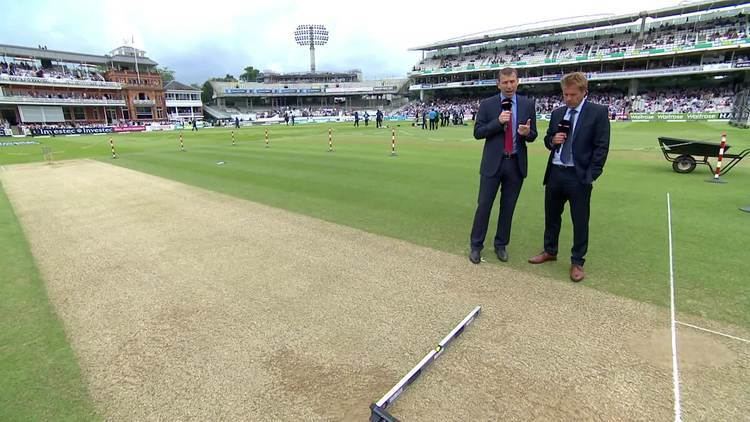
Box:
[394,87,734,117]
[0,60,108,83]
[412,14,749,72]
[0,85,122,101]
[535,89,734,114]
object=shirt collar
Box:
[500,93,516,102]
[570,97,587,113]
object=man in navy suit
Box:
[469,68,537,264]
[528,72,610,282]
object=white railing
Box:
[168,112,201,119]
[0,95,126,106]
[133,99,156,106]
[165,100,203,107]
[409,63,741,90]
[0,73,121,89]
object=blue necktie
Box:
[562,109,577,165]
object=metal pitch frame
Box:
[369,306,481,422]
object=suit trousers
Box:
[470,156,523,251]
[543,165,592,266]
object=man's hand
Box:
[498,111,511,125]
[517,119,531,136]
[551,132,567,145]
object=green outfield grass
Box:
[1,121,748,417]
[1,121,748,326]
[0,183,99,421]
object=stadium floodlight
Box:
[294,24,329,73]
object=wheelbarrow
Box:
[657,137,750,175]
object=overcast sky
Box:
[3,0,682,84]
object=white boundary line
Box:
[666,193,682,422]
[676,321,750,344]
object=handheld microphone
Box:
[500,98,512,111]
[555,119,571,152]
[500,98,512,128]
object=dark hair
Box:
[497,68,518,79]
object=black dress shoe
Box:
[469,250,481,264]
[495,248,508,262]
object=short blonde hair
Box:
[561,72,588,92]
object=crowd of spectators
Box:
[1,87,122,101]
[642,15,747,50]
[392,99,478,127]
[393,87,734,119]
[227,106,396,119]
[413,14,748,71]
[1,60,106,82]
[533,88,734,114]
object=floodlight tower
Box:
[294,24,329,73]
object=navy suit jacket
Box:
[543,101,610,185]
[473,94,538,178]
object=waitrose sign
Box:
[629,112,731,120]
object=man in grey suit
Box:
[469,67,537,264]
[528,72,610,282]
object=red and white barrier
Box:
[713,133,727,180]
[391,129,397,156]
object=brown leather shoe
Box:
[528,251,557,264]
[570,264,585,282]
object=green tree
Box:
[200,75,240,104]
[201,80,214,104]
[156,66,175,83]
[240,66,260,82]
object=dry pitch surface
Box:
[1,160,748,421]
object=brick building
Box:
[0,43,197,132]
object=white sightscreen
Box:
[19,105,65,123]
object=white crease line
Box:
[666,192,682,422]
[676,321,750,344]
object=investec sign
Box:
[31,127,114,136]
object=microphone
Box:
[555,119,571,153]
[500,98,512,128]
[501,98,512,111]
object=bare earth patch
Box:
[1,160,748,421]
